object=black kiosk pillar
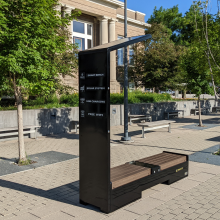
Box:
[79,35,189,213]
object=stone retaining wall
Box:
[0,99,218,141]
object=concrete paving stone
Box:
[173,213,188,220]
[150,184,169,192]
[158,208,170,216]
[8,212,40,220]
[125,197,164,215]
[136,214,151,220]
[198,212,212,219]
[147,214,164,220]
[146,208,160,216]
[211,211,220,219]
[160,213,176,220]
[194,208,208,215]
[141,189,158,199]
[0,213,16,219]
[170,179,200,191]
[206,207,218,214]
[150,188,184,202]
[61,204,103,218]
[188,172,215,182]
[185,212,200,220]
[189,203,203,210]
[103,210,140,220]
[40,211,74,220]
[183,208,196,215]
[28,202,69,218]
[170,208,184,215]
[71,211,107,220]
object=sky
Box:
[120,0,219,21]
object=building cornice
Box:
[117,14,151,28]
[101,0,124,7]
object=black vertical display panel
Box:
[79,49,111,213]
[78,35,188,214]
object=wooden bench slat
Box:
[111,164,151,189]
[137,152,187,171]
[111,164,148,181]
[139,154,184,168]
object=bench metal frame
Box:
[129,115,152,125]
[0,126,40,139]
[190,108,208,116]
[212,107,220,113]
[164,110,184,120]
[141,124,171,138]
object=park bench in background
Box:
[190,107,209,116]
[0,125,40,140]
[128,114,152,125]
[164,110,184,120]
[138,120,175,138]
[212,106,220,113]
[72,121,79,133]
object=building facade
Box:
[58,0,150,93]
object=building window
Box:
[129,45,134,65]
[73,20,93,50]
[73,37,85,51]
[73,21,85,34]
[117,36,124,66]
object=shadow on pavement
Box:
[0,179,100,213]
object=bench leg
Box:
[75,122,78,133]
[130,118,132,126]
[168,123,171,133]
[142,127,145,138]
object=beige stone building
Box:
[58,0,150,93]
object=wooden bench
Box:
[212,106,220,113]
[111,151,187,189]
[128,114,152,125]
[0,126,40,140]
[190,108,209,116]
[138,120,175,138]
[164,110,184,120]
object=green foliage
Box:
[181,46,214,97]
[110,91,172,105]
[147,5,183,43]
[60,93,79,107]
[0,0,81,98]
[130,23,185,90]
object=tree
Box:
[147,6,183,43]
[193,0,220,103]
[181,45,214,126]
[129,23,184,91]
[0,0,80,164]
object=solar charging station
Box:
[78,35,189,213]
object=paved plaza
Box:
[1,114,220,219]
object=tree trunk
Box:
[14,88,27,162]
[182,90,186,99]
[198,96,203,127]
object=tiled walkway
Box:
[1,114,220,219]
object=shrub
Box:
[60,93,79,107]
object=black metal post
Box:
[121,0,131,141]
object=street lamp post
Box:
[121,0,131,141]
